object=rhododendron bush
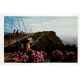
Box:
[6,47,76,63]
[13,49,48,63]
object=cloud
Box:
[4,16,77,44]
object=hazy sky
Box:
[4,16,77,44]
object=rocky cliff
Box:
[32,31,64,53]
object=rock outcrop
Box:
[32,31,64,53]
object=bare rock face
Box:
[32,31,64,53]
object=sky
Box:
[4,16,78,44]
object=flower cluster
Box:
[51,49,64,62]
[15,53,29,62]
[31,50,47,63]
[14,49,47,63]
[7,48,77,63]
